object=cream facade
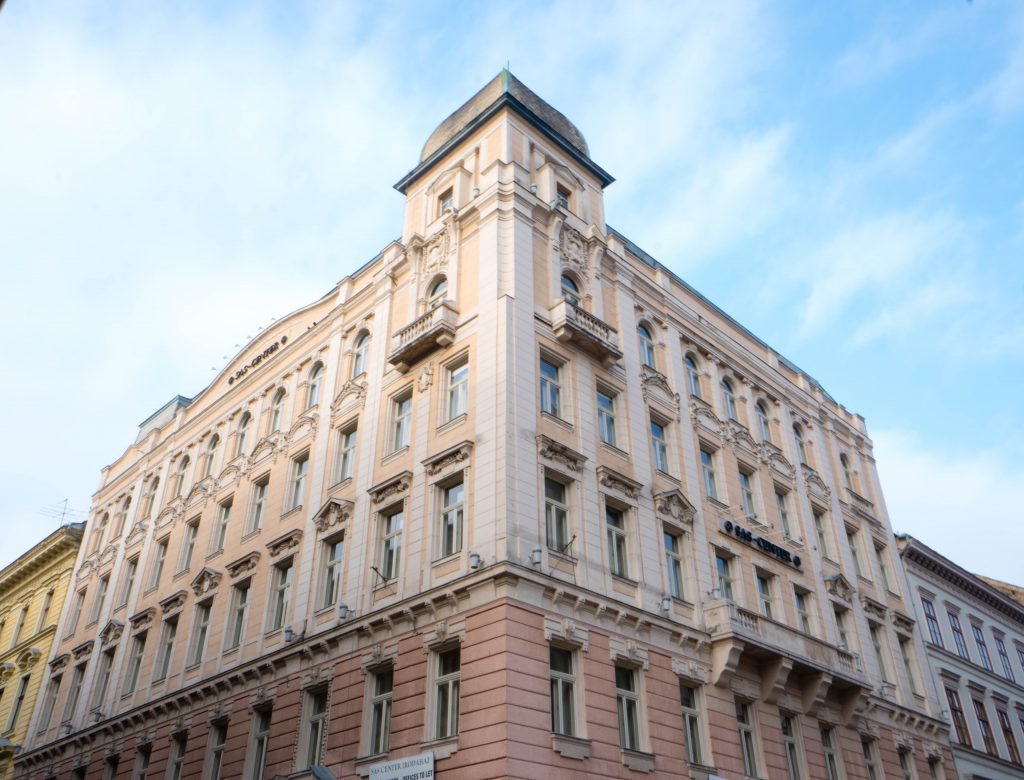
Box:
[0,524,83,780]
[898,535,1024,779]
[19,72,954,780]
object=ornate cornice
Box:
[368,472,413,505]
[536,435,586,473]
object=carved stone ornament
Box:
[758,443,796,479]
[891,610,916,634]
[49,653,70,674]
[654,489,696,525]
[190,567,223,597]
[610,637,649,670]
[597,466,643,500]
[803,465,832,501]
[125,522,148,548]
[723,420,758,454]
[361,642,397,673]
[640,365,679,414]
[314,497,354,533]
[226,551,261,579]
[825,574,855,602]
[369,472,413,505]
[420,222,452,279]
[159,589,188,616]
[99,620,124,648]
[98,542,119,566]
[924,741,942,761]
[331,379,367,414]
[537,435,587,473]
[155,502,180,530]
[671,658,710,685]
[689,398,721,432]
[544,616,590,652]
[860,595,887,620]
[0,662,15,684]
[288,412,319,441]
[893,730,914,752]
[418,362,434,392]
[72,640,95,661]
[423,441,473,476]
[266,529,303,559]
[129,607,156,633]
[558,223,589,276]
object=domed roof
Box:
[420,70,590,162]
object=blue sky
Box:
[1,2,1022,582]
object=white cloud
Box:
[984,9,1024,117]
[850,279,972,347]
[873,429,1024,585]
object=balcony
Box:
[387,302,458,372]
[549,299,622,366]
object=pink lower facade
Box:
[17,597,955,780]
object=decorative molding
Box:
[860,595,887,621]
[190,567,223,598]
[129,607,156,633]
[159,589,188,616]
[226,551,261,579]
[596,466,643,501]
[417,362,434,392]
[610,637,649,670]
[803,465,832,501]
[825,574,855,603]
[48,653,70,674]
[890,610,916,634]
[0,662,16,685]
[99,620,124,648]
[314,497,354,534]
[72,640,95,661]
[16,647,42,670]
[544,616,590,652]
[266,529,303,559]
[654,489,697,525]
[537,435,587,473]
[671,657,710,685]
[759,443,796,479]
[331,379,367,413]
[369,472,413,505]
[640,365,679,415]
[423,440,473,477]
[558,223,590,278]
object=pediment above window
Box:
[159,589,188,616]
[654,489,696,525]
[226,551,260,579]
[314,497,354,534]
[191,567,223,597]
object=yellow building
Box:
[0,525,83,780]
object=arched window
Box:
[428,277,448,310]
[685,355,702,399]
[560,274,580,306]
[112,496,131,537]
[840,454,854,491]
[756,402,771,443]
[307,363,324,409]
[142,477,159,520]
[793,425,807,466]
[270,389,286,433]
[721,378,737,420]
[235,412,251,457]
[352,333,369,378]
[91,512,109,554]
[173,456,190,498]
[638,325,656,369]
[202,434,220,479]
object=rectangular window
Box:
[134,745,151,780]
[780,714,802,780]
[948,611,969,659]
[899,749,916,780]
[556,184,571,209]
[776,490,792,538]
[549,646,576,737]
[539,359,561,418]
[434,648,461,739]
[870,624,890,682]
[820,725,841,780]
[736,700,759,777]
[700,449,717,500]
[380,510,403,581]
[972,624,993,671]
[813,509,830,559]
[438,188,453,214]
[149,539,168,589]
[973,698,997,755]
[289,454,309,511]
[36,589,54,633]
[862,739,880,780]
[650,417,669,473]
[369,668,393,755]
[269,560,293,631]
[446,361,469,421]
[716,554,733,600]
[439,481,465,559]
[335,426,357,483]
[847,529,864,578]
[597,389,616,447]
[319,537,345,609]
[679,684,702,765]
[606,505,629,578]
[123,633,146,694]
[90,574,110,624]
[247,479,269,534]
[794,589,812,634]
[921,598,944,647]
[874,543,892,591]
[62,664,85,723]
[67,589,86,636]
[664,530,685,600]
[391,393,412,452]
[104,755,119,780]
[39,674,61,730]
[995,636,1015,681]
[226,581,250,650]
[302,688,328,768]
[6,675,30,732]
[249,709,272,780]
[188,602,212,666]
[998,708,1022,764]
[756,572,774,619]
[899,637,920,694]
[739,470,756,518]
[118,558,138,608]
[90,651,114,710]
[545,477,570,553]
[615,665,640,751]
[207,721,228,780]
[178,521,199,572]
[168,734,187,780]
[10,605,27,649]
[834,606,850,650]
[945,687,970,746]
[154,618,178,681]
[211,500,232,554]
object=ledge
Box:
[552,733,591,760]
[621,748,656,773]
[419,734,459,760]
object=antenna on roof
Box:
[39,500,87,528]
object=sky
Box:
[1,2,1022,583]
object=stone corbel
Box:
[760,656,794,704]
[544,616,590,653]
[711,638,745,686]
[800,671,833,716]
[610,637,649,670]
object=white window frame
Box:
[300,686,329,769]
[615,664,641,752]
[596,387,617,447]
[756,570,775,619]
[268,559,293,631]
[776,489,793,538]
[780,713,803,780]
[225,580,250,650]
[794,588,813,634]
[66,589,86,636]
[539,357,562,418]
[437,479,465,560]
[62,664,85,723]
[306,363,323,410]
[549,645,577,737]
[756,401,771,442]
[335,425,357,484]
[433,647,461,740]
[368,666,393,755]
[679,682,704,765]
[117,558,138,608]
[390,391,413,452]
[736,699,760,778]
[235,413,251,458]
[544,476,571,554]
[168,733,187,780]
[738,468,756,519]
[444,359,469,422]
[289,453,309,511]
[39,673,62,730]
[722,378,738,420]
[177,520,199,573]
[188,601,212,667]
[606,504,629,579]
[6,674,31,732]
[650,416,670,474]
[249,709,272,780]
[319,535,345,609]
[123,633,146,695]
[379,509,403,582]
[685,355,702,398]
[820,724,842,780]
[715,553,734,600]
[207,721,228,780]
[638,324,656,369]
[664,529,685,600]
[90,650,114,710]
[352,333,369,378]
[269,389,286,433]
[700,448,718,501]
[202,435,219,479]
[862,739,880,780]
[153,617,178,682]
[211,500,232,555]
[246,479,269,535]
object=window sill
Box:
[600,441,630,459]
[381,446,410,465]
[540,411,574,432]
[241,529,261,543]
[206,548,224,561]
[281,505,303,521]
[328,476,353,492]
[706,497,730,511]
[611,573,639,586]
[552,733,591,760]
[354,752,387,778]
[547,547,578,564]
[432,551,462,567]
[420,735,458,760]
[437,413,467,435]
[654,469,681,486]
[621,748,656,773]
[222,645,240,658]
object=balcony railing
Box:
[549,299,622,366]
[387,301,458,372]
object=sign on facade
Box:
[368,752,435,780]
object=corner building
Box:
[19,73,954,780]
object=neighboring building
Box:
[899,535,1024,779]
[0,524,84,780]
[18,72,954,780]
